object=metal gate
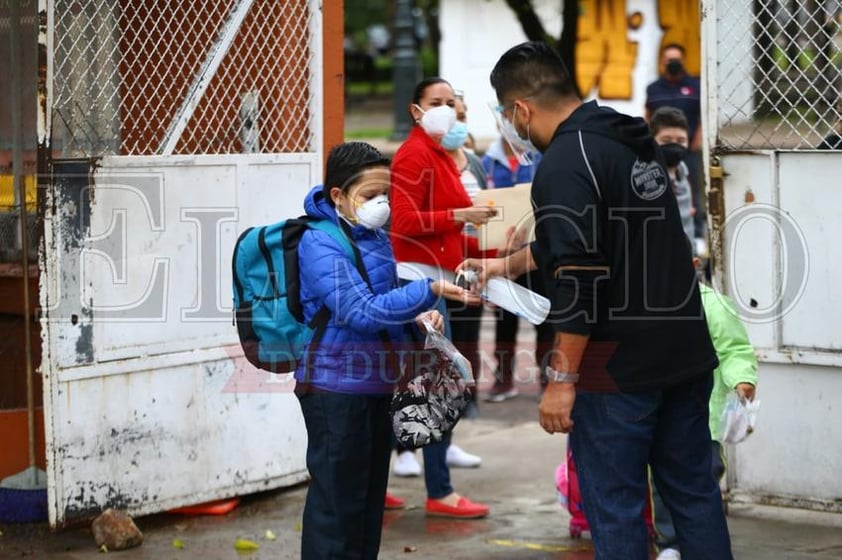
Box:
[40,0,324,526]
[703,0,842,511]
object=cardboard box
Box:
[473,183,535,250]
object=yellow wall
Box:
[576,0,701,100]
[0,174,37,212]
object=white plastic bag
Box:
[422,321,474,383]
[720,392,761,444]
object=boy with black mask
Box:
[645,43,705,240]
[650,106,696,243]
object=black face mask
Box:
[660,143,687,167]
[665,59,684,77]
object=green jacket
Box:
[701,283,759,441]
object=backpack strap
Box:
[309,220,355,260]
[337,220,398,371]
[299,219,359,383]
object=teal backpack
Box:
[231,217,354,373]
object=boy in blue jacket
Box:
[294,142,472,560]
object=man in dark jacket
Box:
[460,42,733,559]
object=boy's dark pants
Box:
[297,390,392,560]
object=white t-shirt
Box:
[460,168,481,202]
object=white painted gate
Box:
[703,0,842,511]
[40,0,323,526]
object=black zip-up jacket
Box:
[530,100,718,392]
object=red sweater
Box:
[390,126,495,271]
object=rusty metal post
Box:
[9,0,37,484]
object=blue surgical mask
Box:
[441,121,469,150]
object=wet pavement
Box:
[3,319,842,559]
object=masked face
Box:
[332,168,391,230]
[665,58,684,77]
[660,143,688,167]
[492,102,536,165]
[415,104,457,138]
[353,194,391,229]
[441,121,469,150]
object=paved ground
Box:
[3,318,842,559]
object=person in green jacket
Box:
[653,254,759,560]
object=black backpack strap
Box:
[338,221,399,378]
[300,304,331,384]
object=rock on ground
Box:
[91,508,143,551]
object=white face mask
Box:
[415,104,457,138]
[354,194,390,230]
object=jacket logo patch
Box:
[630,159,668,201]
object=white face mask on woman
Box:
[415,104,457,138]
[352,194,391,230]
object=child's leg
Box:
[711,440,726,481]
[362,396,393,558]
[298,391,383,559]
[651,474,680,552]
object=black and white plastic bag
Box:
[391,322,474,449]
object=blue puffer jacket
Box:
[294,186,437,394]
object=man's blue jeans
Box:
[653,440,727,553]
[569,373,733,560]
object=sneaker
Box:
[484,382,518,403]
[392,451,422,477]
[446,444,482,468]
[425,496,489,519]
[656,549,681,560]
[384,492,405,510]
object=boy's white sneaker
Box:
[446,444,482,468]
[656,549,681,560]
[393,451,422,477]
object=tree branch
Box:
[502,0,552,43]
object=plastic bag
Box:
[720,392,761,444]
[390,322,474,449]
[421,321,474,383]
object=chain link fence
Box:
[52,0,316,157]
[713,0,841,149]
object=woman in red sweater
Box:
[389,78,497,519]
[390,78,498,270]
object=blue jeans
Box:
[298,391,392,560]
[653,440,727,552]
[569,374,733,560]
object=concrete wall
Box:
[728,362,842,511]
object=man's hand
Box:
[497,225,530,257]
[456,257,507,289]
[736,382,756,402]
[539,382,576,434]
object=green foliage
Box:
[345,0,389,36]
[345,127,394,139]
[347,81,393,96]
[419,46,438,77]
